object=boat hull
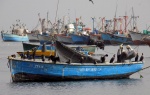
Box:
[22,42,39,51]
[27,33,39,42]
[56,34,73,44]
[37,34,55,44]
[22,42,96,53]
[17,50,55,57]
[89,34,101,41]
[71,34,90,44]
[129,31,146,45]
[143,36,150,46]
[101,32,132,45]
[1,33,29,42]
[9,59,143,82]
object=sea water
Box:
[0,37,150,95]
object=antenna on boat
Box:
[55,0,60,24]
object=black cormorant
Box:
[101,54,108,63]
[135,53,139,62]
[139,53,144,61]
[110,54,115,63]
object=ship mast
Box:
[113,3,118,31]
[55,0,59,24]
[91,17,95,32]
[131,7,139,31]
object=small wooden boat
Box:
[19,43,56,57]
[22,42,39,51]
[8,57,143,82]
[22,42,97,54]
[17,50,55,57]
[8,41,144,82]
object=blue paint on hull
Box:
[37,34,54,44]
[101,33,133,45]
[1,33,29,42]
[9,59,143,82]
[71,34,90,44]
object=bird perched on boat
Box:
[26,50,30,59]
[126,45,132,50]
[48,55,60,63]
[139,53,144,61]
[87,38,105,50]
[66,59,71,64]
[89,0,94,4]
[80,57,84,63]
[32,47,37,61]
[101,54,108,63]
[94,60,97,64]
[126,45,136,60]
[11,54,16,58]
[110,54,115,63]
[135,53,139,62]
[117,44,123,62]
[96,40,105,50]
[41,55,45,62]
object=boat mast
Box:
[76,18,79,33]
[113,3,118,31]
[47,12,49,29]
[131,7,139,31]
[55,0,60,24]
[91,17,95,32]
[38,13,42,32]
[119,12,128,33]
[118,18,122,33]
[102,17,105,32]
[124,15,128,33]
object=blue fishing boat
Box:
[70,34,90,44]
[8,58,143,82]
[1,20,29,42]
[100,31,133,45]
[8,41,144,82]
[1,33,29,42]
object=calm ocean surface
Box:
[0,36,150,95]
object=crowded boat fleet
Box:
[1,13,150,46]
[1,11,150,82]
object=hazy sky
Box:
[0,0,150,31]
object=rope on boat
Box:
[135,65,150,78]
[141,65,150,71]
